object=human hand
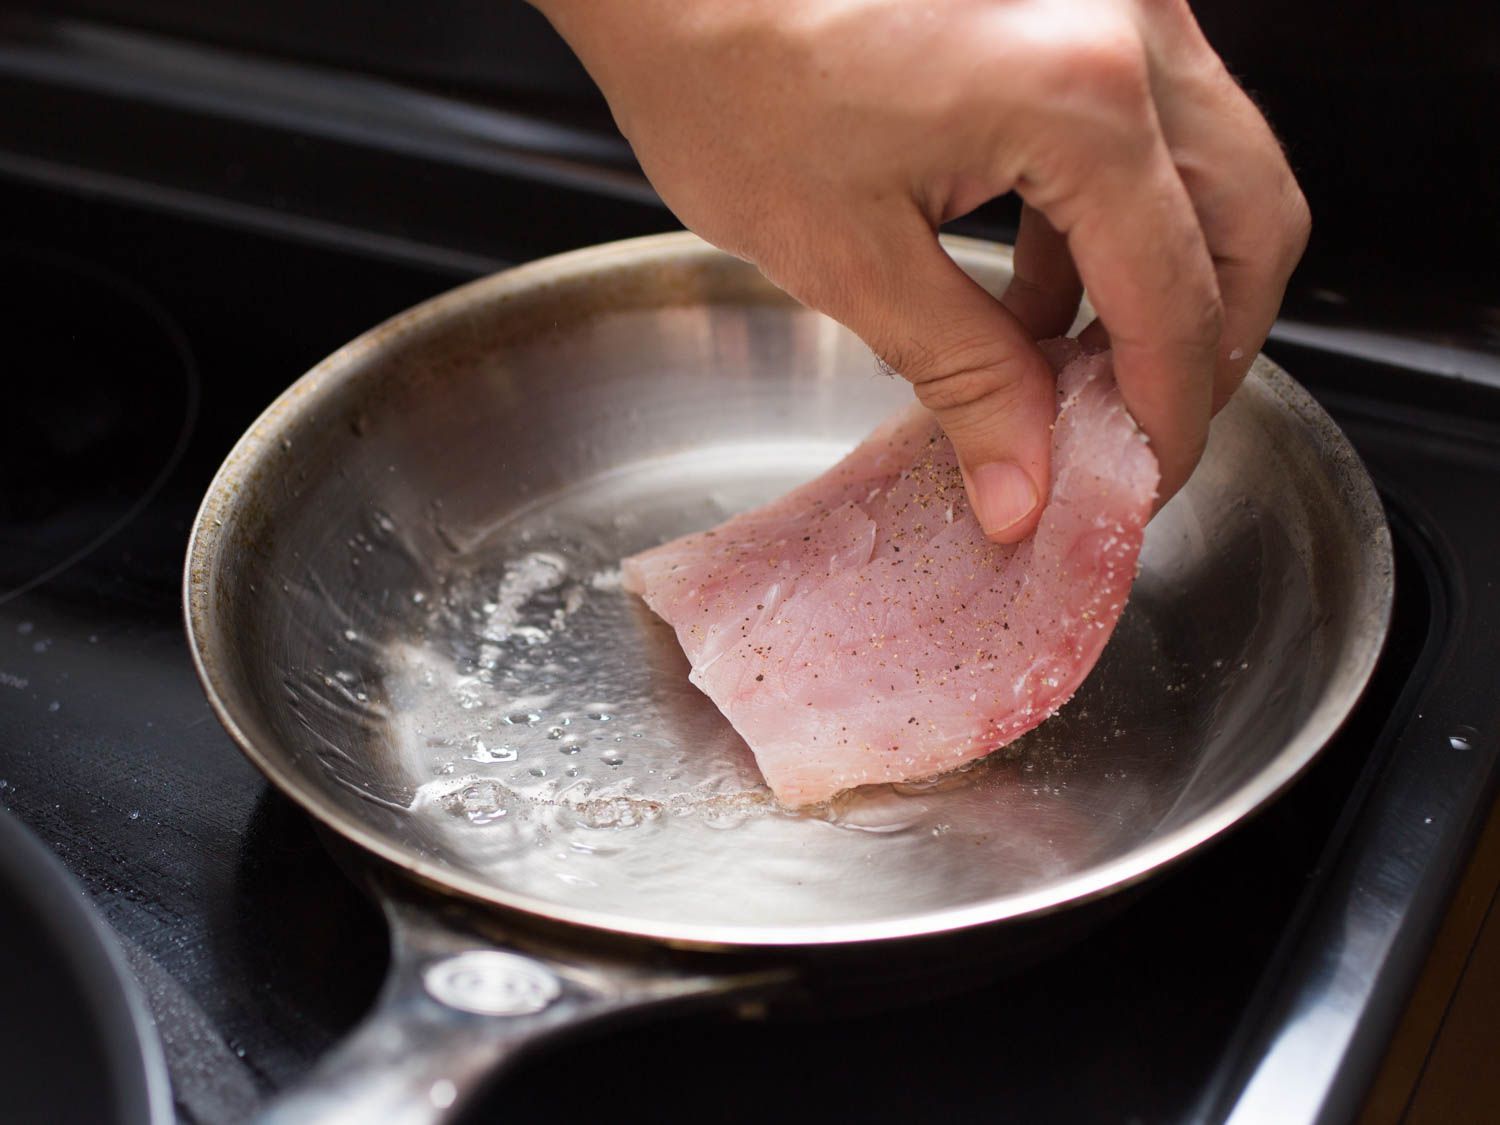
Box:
[535,0,1309,540]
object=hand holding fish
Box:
[537,0,1309,538]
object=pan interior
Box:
[193,237,1391,941]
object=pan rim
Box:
[183,231,1395,950]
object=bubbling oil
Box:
[292,444,1208,929]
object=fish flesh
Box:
[622,340,1159,806]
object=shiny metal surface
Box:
[258,878,772,1125]
[185,232,1393,948]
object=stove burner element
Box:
[0,248,197,604]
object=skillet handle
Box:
[259,893,776,1125]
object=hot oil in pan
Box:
[288,442,1277,929]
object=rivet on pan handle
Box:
[257,894,781,1125]
[422,951,563,1016]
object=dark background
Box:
[9,0,1500,340]
[2,3,1499,1121]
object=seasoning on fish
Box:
[623,340,1160,806]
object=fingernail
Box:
[968,461,1039,535]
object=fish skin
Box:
[623,341,1160,806]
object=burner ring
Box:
[0,247,199,604]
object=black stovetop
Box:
[3,20,1500,1123]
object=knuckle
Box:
[1054,27,1152,109]
[906,343,1031,419]
[1022,30,1154,193]
[914,366,1001,416]
[1283,185,1313,262]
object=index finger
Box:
[1036,137,1223,501]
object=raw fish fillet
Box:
[623,340,1159,806]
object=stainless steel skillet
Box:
[184,233,1392,1122]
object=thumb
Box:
[782,222,1058,543]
